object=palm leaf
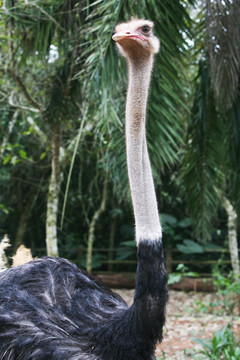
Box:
[225,92,240,214]
[205,0,240,109]
[181,61,225,241]
[79,0,194,199]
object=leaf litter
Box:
[117,289,240,360]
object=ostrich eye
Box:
[141,25,151,34]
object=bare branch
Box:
[9,92,40,113]
[8,69,42,112]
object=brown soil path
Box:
[117,289,240,360]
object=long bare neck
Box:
[126,55,162,244]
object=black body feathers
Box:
[0,240,167,360]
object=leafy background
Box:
[0,0,239,273]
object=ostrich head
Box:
[112,19,160,59]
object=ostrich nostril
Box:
[126,32,130,34]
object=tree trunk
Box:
[15,191,39,251]
[223,197,240,279]
[108,217,117,272]
[86,179,108,273]
[0,111,18,159]
[45,123,61,257]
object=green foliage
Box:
[181,1,240,244]
[160,213,193,245]
[0,204,9,215]
[157,351,166,360]
[205,0,240,110]
[116,240,136,261]
[77,252,107,270]
[80,0,194,199]
[168,263,199,285]
[177,239,204,254]
[212,261,240,315]
[2,143,33,165]
[181,61,225,241]
[193,325,240,360]
[2,0,238,273]
[193,299,210,314]
[1,0,83,59]
[227,96,240,215]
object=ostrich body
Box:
[0,19,167,360]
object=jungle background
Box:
[0,0,239,358]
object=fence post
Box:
[166,246,172,274]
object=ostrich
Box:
[0,19,167,360]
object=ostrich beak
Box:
[112,32,148,43]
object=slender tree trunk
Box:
[108,217,117,272]
[223,197,240,279]
[8,0,14,64]
[15,191,39,251]
[46,123,61,257]
[86,179,108,273]
[0,111,18,159]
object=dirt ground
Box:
[117,289,240,360]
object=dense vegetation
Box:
[0,0,239,276]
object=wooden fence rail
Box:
[31,246,237,275]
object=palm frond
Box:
[225,91,240,214]
[1,0,83,60]
[205,0,240,110]
[181,61,225,241]
[79,0,194,199]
